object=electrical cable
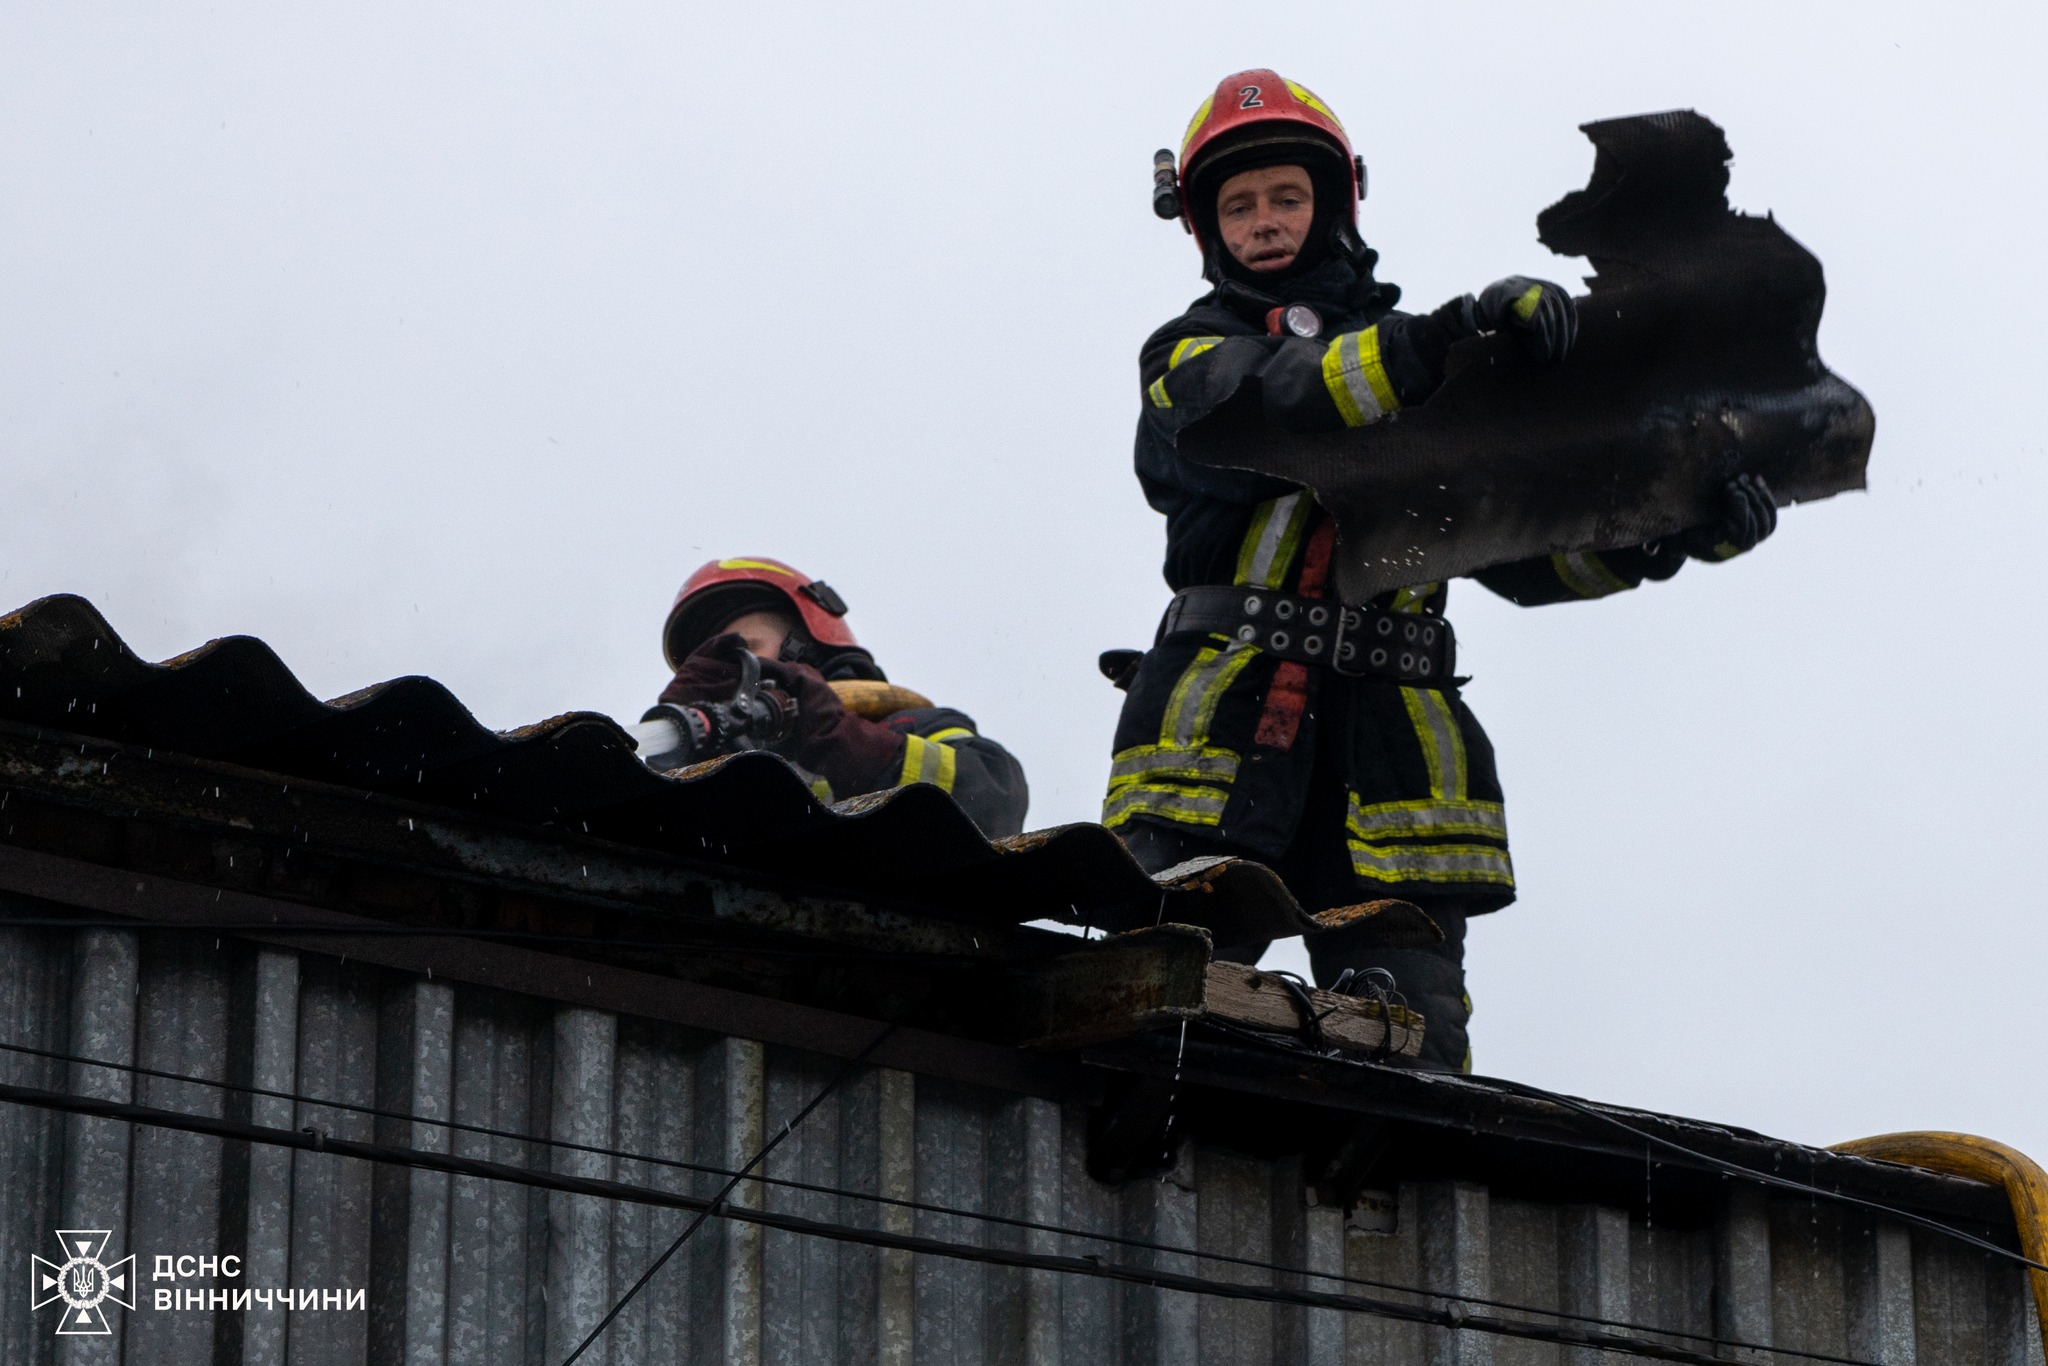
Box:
[0,1078,1877,1366]
[1194,1017,2048,1275]
[559,1020,896,1366]
[0,1034,1741,1350]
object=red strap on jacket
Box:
[1252,514,1334,751]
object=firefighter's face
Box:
[722,609,801,659]
[1215,165,1315,273]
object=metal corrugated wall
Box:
[0,905,2038,1365]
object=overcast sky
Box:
[3,2,2043,1165]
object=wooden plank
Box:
[1202,962,1424,1058]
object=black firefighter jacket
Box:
[1105,267,1722,912]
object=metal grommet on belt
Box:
[1156,586,1454,685]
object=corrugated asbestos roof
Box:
[0,594,1321,943]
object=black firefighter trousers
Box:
[1117,740,1476,1073]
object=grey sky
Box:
[3,2,2042,1161]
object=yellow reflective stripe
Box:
[1401,687,1468,801]
[1148,336,1223,410]
[1108,744,1240,787]
[897,735,958,794]
[1104,782,1229,829]
[1387,582,1440,614]
[809,775,834,802]
[1232,492,1312,589]
[925,726,976,744]
[1162,642,1262,749]
[1180,96,1215,158]
[1512,283,1545,322]
[1282,79,1342,130]
[1320,327,1399,428]
[715,558,797,575]
[1550,551,1631,599]
[1347,796,1506,841]
[1348,840,1515,887]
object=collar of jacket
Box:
[1198,242,1402,334]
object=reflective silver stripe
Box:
[1348,841,1514,886]
[1109,746,1239,785]
[1401,687,1468,801]
[1331,329,1387,425]
[1102,784,1229,828]
[1164,644,1258,749]
[1551,551,1630,599]
[1239,492,1306,589]
[1348,798,1506,840]
[898,734,957,791]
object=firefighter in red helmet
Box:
[640,557,1029,837]
[1107,72,1777,1070]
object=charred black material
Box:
[1179,110,1874,602]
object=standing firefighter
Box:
[1107,72,1777,1069]
[641,557,1029,837]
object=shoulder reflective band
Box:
[1148,335,1227,409]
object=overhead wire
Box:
[1192,1017,2046,1276]
[559,1020,898,1366]
[0,1077,1878,1366]
[0,1032,1903,1363]
[3,920,2032,1326]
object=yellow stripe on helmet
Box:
[1179,96,1215,159]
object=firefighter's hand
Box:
[1680,474,1778,561]
[1475,276,1578,365]
[661,633,749,704]
[756,656,905,795]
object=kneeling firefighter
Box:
[639,558,1030,838]
[1106,72,1777,1069]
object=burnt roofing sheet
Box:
[0,595,1317,942]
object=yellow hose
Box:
[827,680,934,718]
[1829,1131,2048,1354]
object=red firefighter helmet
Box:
[662,557,861,670]
[1166,70,1362,260]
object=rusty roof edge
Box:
[0,594,1314,934]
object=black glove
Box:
[1474,276,1578,365]
[1679,473,1778,561]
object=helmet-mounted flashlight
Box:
[1151,149,1182,221]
